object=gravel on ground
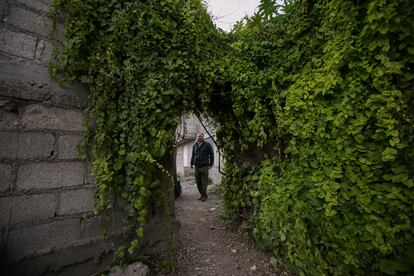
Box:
[155,179,288,276]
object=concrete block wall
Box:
[176,114,210,142]
[0,1,178,275]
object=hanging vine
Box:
[49,0,223,261]
[50,0,414,274]
[216,0,414,274]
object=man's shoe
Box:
[197,197,202,200]
[201,198,206,202]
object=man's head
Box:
[196,132,204,143]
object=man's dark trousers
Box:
[195,166,208,199]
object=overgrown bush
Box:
[50,0,223,260]
[51,0,414,273]
[217,0,414,274]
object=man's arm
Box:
[190,144,195,168]
[207,143,214,167]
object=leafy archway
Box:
[51,0,414,274]
[50,0,226,261]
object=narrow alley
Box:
[160,178,286,276]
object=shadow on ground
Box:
[155,178,287,276]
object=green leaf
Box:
[382,147,398,162]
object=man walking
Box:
[191,133,214,201]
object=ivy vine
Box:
[50,0,223,261]
[218,0,414,274]
[50,0,414,274]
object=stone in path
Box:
[108,262,149,276]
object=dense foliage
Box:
[218,0,414,274]
[50,0,223,259]
[51,0,414,274]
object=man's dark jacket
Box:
[191,141,214,168]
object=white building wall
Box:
[183,143,189,167]
[176,146,184,176]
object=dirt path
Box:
[159,179,285,276]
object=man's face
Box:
[197,134,204,143]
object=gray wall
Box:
[0,1,178,275]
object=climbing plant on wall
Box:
[50,0,223,261]
[51,0,414,274]
[216,0,414,274]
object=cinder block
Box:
[0,27,37,60]
[0,132,18,159]
[80,212,124,240]
[3,239,114,276]
[6,216,115,262]
[17,132,55,159]
[54,254,112,276]
[79,215,103,241]
[0,54,52,101]
[107,212,125,236]
[0,86,14,98]
[0,164,12,193]
[34,39,52,64]
[16,162,84,190]
[58,189,94,215]
[6,4,54,38]
[0,132,55,159]
[0,0,5,22]
[142,219,180,255]
[11,193,56,224]
[183,115,200,139]
[0,55,88,108]
[57,135,82,159]
[7,218,82,261]
[85,164,96,186]
[15,0,52,13]
[22,104,83,132]
[0,197,10,226]
[0,109,20,130]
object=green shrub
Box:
[51,0,414,273]
[218,0,414,274]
